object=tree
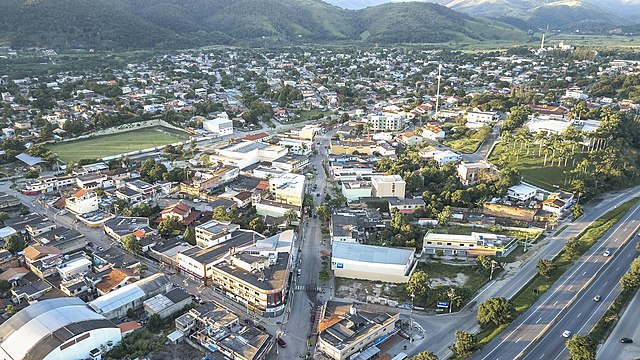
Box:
[248,217,266,233]
[122,234,142,254]
[571,204,584,220]
[212,206,232,222]
[4,234,26,253]
[449,331,476,358]
[620,271,640,292]
[284,209,298,226]
[319,269,331,283]
[407,270,429,298]
[25,169,39,179]
[566,334,596,360]
[536,259,556,278]
[158,217,181,236]
[476,254,499,273]
[147,313,163,331]
[316,205,330,222]
[0,212,9,226]
[563,237,581,258]
[437,206,452,226]
[5,305,16,317]
[411,351,439,360]
[183,227,196,246]
[0,280,11,295]
[477,297,515,327]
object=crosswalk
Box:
[295,285,323,292]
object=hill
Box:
[0,0,526,50]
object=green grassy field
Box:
[48,126,191,162]
[489,143,578,191]
[444,138,482,154]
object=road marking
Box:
[482,203,640,360]
[582,271,587,276]
[568,286,573,291]
[539,355,546,360]
[625,228,628,231]
[617,267,621,271]
[536,317,542,324]
[554,301,558,306]
[515,337,522,343]
[577,313,582,318]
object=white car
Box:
[603,249,611,257]
[562,330,572,338]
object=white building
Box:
[278,138,313,156]
[0,298,121,360]
[371,175,406,199]
[507,184,539,202]
[212,141,287,169]
[563,88,589,100]
[269,172,306,206]
[466,110,496,124]
[65,189,99,215]
[341,181,372,202]
[331,242,416,283]
[420,149,462,164]
[203,117,233,136]
[525,118,573,135]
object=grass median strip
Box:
[475,197,640,349]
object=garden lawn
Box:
[48,126,190,162]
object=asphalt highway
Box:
[474,200,640,360]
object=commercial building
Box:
[212,141,287,169]
[103,216,153,242]
[329,139,379,156]
[0,297,121,360]
[317,302,400,360]
[89,273,171,320]
[209,230,295,317]
[288,124,320,140]
[420,149,461,164]
[331,242,416,283]
[203,117,233,136]
[65,189,98,215]
[371,175,406,200]
[422,232,518,257]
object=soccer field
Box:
[48,126,191,162]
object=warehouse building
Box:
[0,297,121,360]
[330,242,417,283]
[89,273,171,320]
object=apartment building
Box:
[370,175,405,199]
[367,114,404,131]
[179,166,239,198]
[268,173,305,206]
[277,138,312,156]
[194,220,240,248]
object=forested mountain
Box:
[328,0,636,32]
[0,0,525,50]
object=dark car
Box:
[277,337,287,348]
[621,338,634,343]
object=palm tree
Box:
[536,131,548,157]
[284,209,298,226]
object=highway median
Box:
[474,197,640,354]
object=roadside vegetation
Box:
[473,197,639,351]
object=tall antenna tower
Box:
[434,64,442,120]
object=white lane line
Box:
[536,317,542,324]
[481,204,640,360]
[617,267,621,271]
[568,286,573,291]
[577,313,582,318]
[539,355,546,360]
[554,301,559,306]
[516,337,522,344]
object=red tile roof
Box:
[241,132,269,141]
[117,321,142,334]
